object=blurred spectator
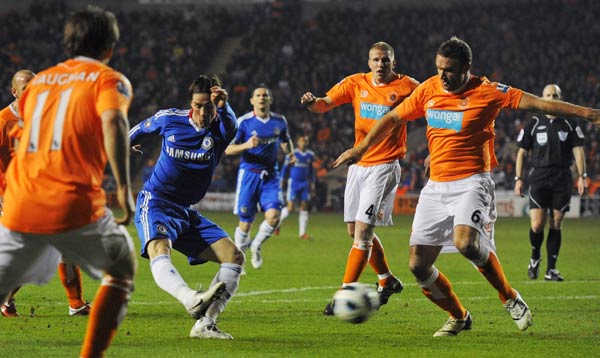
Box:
[3,0,599,197]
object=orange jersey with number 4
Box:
[392,75,523,182]
[327,72,419,166]
[2,57,132,234]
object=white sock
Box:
[280,206,290,223]
[234,227,250,250]
[150,254,196,308]
[299,210,309,236]
[250,220,275,251]
[204,263,243,322]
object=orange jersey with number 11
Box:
[2,57,132,234]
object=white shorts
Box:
[0,211,135,293]
[344,160,400,226]
[410,173,497,253]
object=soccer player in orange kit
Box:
[301,41,419,314]
[0,6,137,357]
[0,70,91,318]
[334,36,600,337]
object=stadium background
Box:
[2,0,599,216]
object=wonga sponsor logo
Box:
[426,109,464,132]
[359,102,391,120]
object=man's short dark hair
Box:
[188,74,221,100]
[63,5,120,59]
[437,36,472,68]
[251,83,272,97]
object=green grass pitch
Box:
[1,213,599,357]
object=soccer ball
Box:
[332,282,379,324]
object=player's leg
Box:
[410,244,472,337]
[360,162,403,304]
[66,214,137,358]
[454,175,531,331]
[249,208,280,269]
[338,165,375,285]
[278,178,293,230]
[235,220,253,251]
[1,287,20,317]
[135,193,225,318]
[343,220,374,285]
[249,176,283,269]
[233,169,259,250]
[0,227,59,318]
[190,224,245,340]
[410,179,472,336]
[58,258,90,316]
[298,199,310,239]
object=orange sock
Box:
[421,269,466,319]
[342,244,370,284]
[58,262,86,308]
[368,235,394,286]
[476,252,515,303]
[80,278,131,358]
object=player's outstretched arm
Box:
[300,92,336,113]
[518,92,600,124]
[332,110,402,168]
[102,109,135,225]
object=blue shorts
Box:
[287,179,310,203]
[134,190,228,265]
[234,168,283,222]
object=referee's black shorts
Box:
[528,167,572,212]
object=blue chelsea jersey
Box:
[281,148,315,183]
[129,104,237,206]
[233,111,290,171]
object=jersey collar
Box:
[188,109,204,132]
[254,111,271,123]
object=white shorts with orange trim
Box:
[410,173,497,253]
[344,160,400,226]
[0,210,135,293]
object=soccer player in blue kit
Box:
[278,135,316,240]
[129,75,244,339]
[225,84,294,270]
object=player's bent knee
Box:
[231,247,246,266]
[101,276,134,295]
[106,250,137,282]
[352,238,373,250]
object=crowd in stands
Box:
[2,0,599,210]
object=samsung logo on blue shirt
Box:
[166,145,212,161]
[359,102,391,120]
[426,109,464,132]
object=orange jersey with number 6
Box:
[326,72,419,166]
[2,57,132,234]
[392,75,523,182]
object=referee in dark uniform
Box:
[514,84,587,282]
